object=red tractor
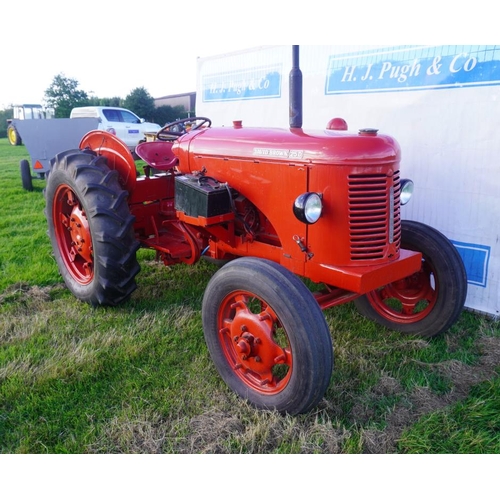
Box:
[44,49,467,415]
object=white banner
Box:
[197,45,500,317]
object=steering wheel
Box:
[156,116,212,140]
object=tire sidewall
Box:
[400,220,467,331]
[20,159,33,191]
[45,164,103,303]
[355,220,467,337]
[202,258,333,413]
[45,150,139,306]
[8,125,21,146]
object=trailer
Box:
[195,44,500,319]
[13,117,99,190]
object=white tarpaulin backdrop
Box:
[196,45,500,317]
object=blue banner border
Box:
[451,241,491,288]
[325,45,500,95]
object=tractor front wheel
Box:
[354,220,467,338]
[44,149,140,305]
[202,258,333,415]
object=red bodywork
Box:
[80,123,422,308]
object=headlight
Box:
[400,179,414,205]
[293,193,323,224]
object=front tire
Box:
[202,257,334,415]
[44,149,140,305]
[354,220,467,338]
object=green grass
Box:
[0,137,499,453]
[0,145,56,290]
[398,376,500,453]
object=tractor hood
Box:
[171,124,401,171]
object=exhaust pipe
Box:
[289,45,303,129]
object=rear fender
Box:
[79,130,137,192]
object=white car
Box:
[70,106,161,149]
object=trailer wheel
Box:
[202,257,333,415]
[7,124,22,146]
[44,149,140,306]
[20,159,33,192]
[354,220,467,338]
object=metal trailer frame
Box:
[13,118,100,176]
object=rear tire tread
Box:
[44,149,140,306]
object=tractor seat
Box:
[135,141,179,171]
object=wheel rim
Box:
[53,184,94,285]
[217,291,293,395]
[366,257,438,323]
[8,128,17,144]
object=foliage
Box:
[8,73,192,129]
[0,108,13,139]
[86,96,123,107]
[44,74,89,118]
[123,87,188,124]
[153,105,190,126]
[123,87,156,122]
[1,138,499,454]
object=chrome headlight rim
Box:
[293,192,323,224]
[400,179,414,206]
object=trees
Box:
[122,87,190,125]
[153,104,189,126]
[44,74,89,118]
[41,75,192,124]
[0,108,13,138]
[86,96,122,107]
[123,87,156,122]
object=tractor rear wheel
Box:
[354,220,467,338]
[44,149,140,305]
[202,257,333,415]
[7,124,22,146]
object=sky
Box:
[1,1,492,110]
[1,1,258,108]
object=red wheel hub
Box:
[53,184,94,284]
[217,292,292,394]
[367,259,437,323]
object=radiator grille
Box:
[348,171,401,260]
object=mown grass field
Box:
[0,137,499,454]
